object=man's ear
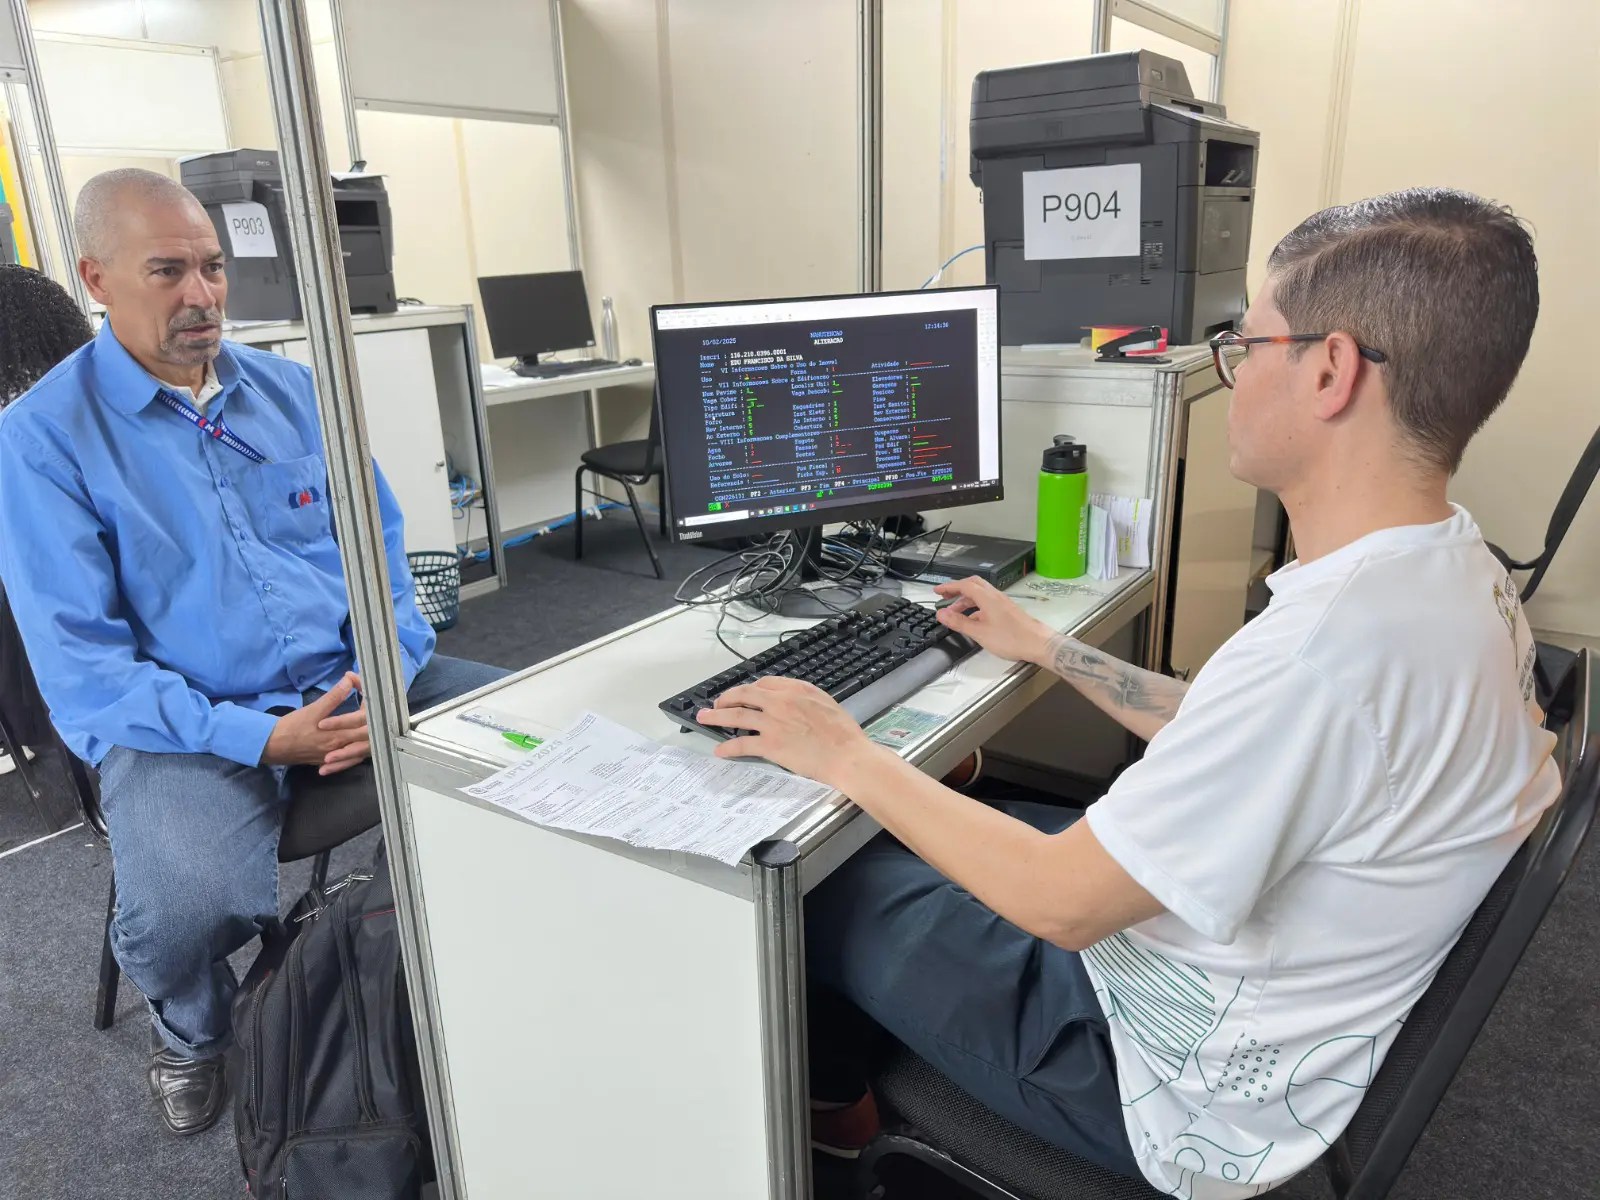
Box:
[1310,331,1363,421]
[79,257,113,307]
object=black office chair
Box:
[1487,421,1600,709]
[0,582,55,820]
[573,389,667,579]
[0,579,384,1031]
[856,650,1598,1200]
[74,753,382,1031]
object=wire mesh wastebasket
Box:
[407,551,463,632]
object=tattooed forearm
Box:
[1041,634,1187,739]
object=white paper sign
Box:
[1022,164,1141,260]
[219,202,277,258]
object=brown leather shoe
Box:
[148,1041,229,1136]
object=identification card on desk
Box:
[865,705,946,751]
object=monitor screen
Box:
[478,271,596,360]
[651,287,1002,543]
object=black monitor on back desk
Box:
[478,270,600,373]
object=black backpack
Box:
[231,842,433,1198]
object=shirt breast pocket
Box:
[242,453,335,548]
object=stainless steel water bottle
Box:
[600,295,619,360]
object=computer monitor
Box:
[651,286,1002,544]
[477,270,597,362]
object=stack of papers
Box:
[1085,505,1119,580]
[1089,493,1154,569]
[460,712,833,866]
[480,362,522,388]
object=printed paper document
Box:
[461,712,833,865]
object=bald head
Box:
[74,168,205,263]
[74,168,228,388]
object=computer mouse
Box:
[624,357,644,366]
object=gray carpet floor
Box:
[1,513,1596,1198]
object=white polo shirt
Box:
[1082,505,1559,1197]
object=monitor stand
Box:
[768,525,901,618]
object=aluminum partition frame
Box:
[752,842,812,1200]
[325,0,364,168]
[856,0,882,294]
[1142,361,1229,674]
[2,80,53,278]
[1112,0,1225,56]
[549,0,585,278]
[253,3,466,1199]
[1090,0,1114,53]
[459,302,511,591]
[1211,0,1232,103]
[5,0,88,311]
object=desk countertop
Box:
[403,570,1150,853]
[222,304,471,345]
[481,362,656,405]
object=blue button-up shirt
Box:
[0,319,435,767]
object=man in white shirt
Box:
[698,187,1559,1196]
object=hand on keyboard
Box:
[659,593,976,746]
[933,576,1055,665]
[696,676,875,787]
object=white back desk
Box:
[478,362,659,563]
[393,569,1151,1200]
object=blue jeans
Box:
[98,654,509,1059]
[805,799,1140,1179]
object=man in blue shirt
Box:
[0,168,507,1135]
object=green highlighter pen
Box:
[501,731,542,750]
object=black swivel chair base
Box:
[82,758,382,1032]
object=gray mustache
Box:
[170,308,222,333]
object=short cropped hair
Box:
[73,167,200,263]
[0,265,93,405]
[1266,187,1539,472]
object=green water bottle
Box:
[1036,435,1089,579]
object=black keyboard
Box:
[660,593,976,741]
[513,358,621,378]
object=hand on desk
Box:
[697,677,872,788]
[260,671,373,775]
[933,576,1054,665]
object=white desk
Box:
[481,362,657,410]
[478,362,658,553]
[393,569,1152,1200]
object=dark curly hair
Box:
[0,264,94,406]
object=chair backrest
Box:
[1488,421,1600,601]
[1327,650,1597,1199]
[649,383,670,526]
[0,579,54,748]
[0,579,106,836]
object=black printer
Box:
[181,148,397,321]
[970,50,1259,347]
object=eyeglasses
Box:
[1208,330,1389,389]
